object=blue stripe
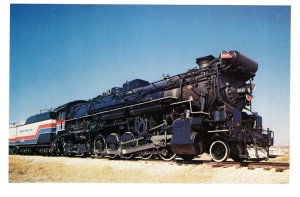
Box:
[9,127,56,146]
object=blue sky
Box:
[10,5,290,146]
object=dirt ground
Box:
[9,154,289,183]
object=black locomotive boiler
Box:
[9,50,274,162]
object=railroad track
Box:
[176,160,289,172]
[14,154,289,172]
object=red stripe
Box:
[9,123,56,142]
[56,120,65,125]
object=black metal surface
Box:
[10,50,274,163]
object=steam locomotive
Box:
[9,50,274,162]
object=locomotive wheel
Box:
[232,156,246,162]
[139,149,153,160]
[209,140,230,162]
[94,135,106,158]
[230,143,246,162]
[78,148,86,158]
[106,133,120,159]
[159,146,176,161]
[120,132,135,160]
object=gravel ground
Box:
[9,155,289,183]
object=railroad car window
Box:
[61,111,65,120]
